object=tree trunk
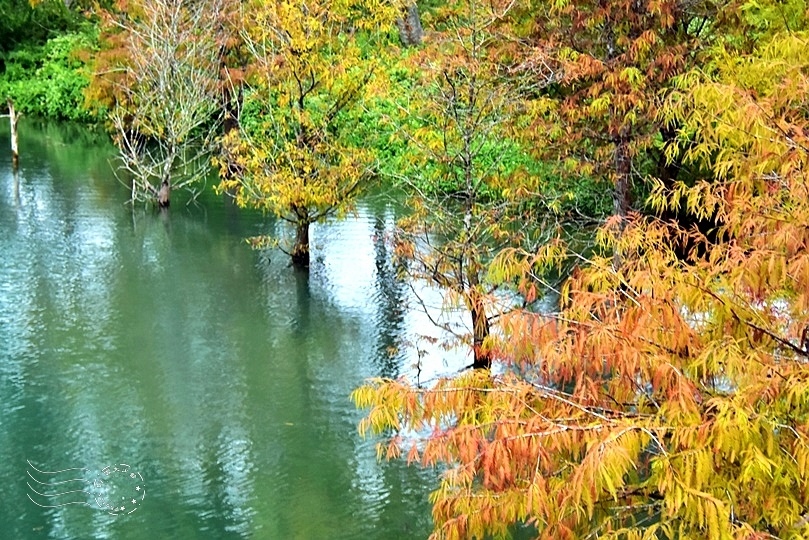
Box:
[469,294,491,369]
[465,263,491,369]
[223,85,240,137]
[157,143,175,207]
[613,135,631,220]
[157,179,171,207]
[396,2,424,47]
[7,99,19,170]
[221,81,243,182]
[656,125,680,191]
[612,134,631,269]
[291,221,310,268]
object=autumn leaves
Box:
[354,1,809,539]
[92,0,809,535]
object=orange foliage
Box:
[519,0,720,219]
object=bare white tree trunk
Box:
[5,99,19,170]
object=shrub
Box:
[0,29,99,122]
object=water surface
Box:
[0,121,466,539]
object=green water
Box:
[0,121,464,539]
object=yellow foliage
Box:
[218,0,393,259]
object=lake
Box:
[0,120,468,539]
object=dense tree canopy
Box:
[517,0,722,226]
[4,0,809,537]
[354,2,809,539]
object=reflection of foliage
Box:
[0,30,99,122]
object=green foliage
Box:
[0,29,99,122]
[501,147,613,218]
[345,54,611,217]
[339,81,413,180]
[730,0,808,46]
[0,0,84,53]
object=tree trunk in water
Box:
[7,99,19,171]
[157,144,175,207]
[157,179,171,207]
[396,2,423,47]
[465,263,491,369]
[470,294,491,369]
[291,221,310,268]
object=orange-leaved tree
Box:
[217,0,397,268]
[519,0,721,230]
[353,12,809,540]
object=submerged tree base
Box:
[290,251,310,269]
[157,180,170,208]
[290,222,311,269]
